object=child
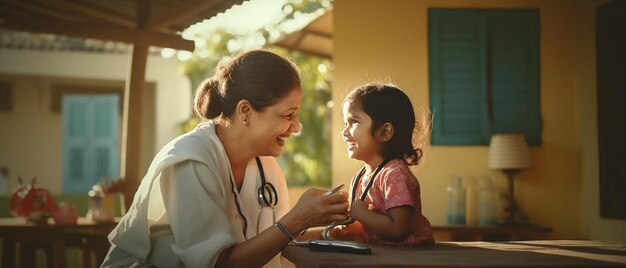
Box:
[336,82,434,245]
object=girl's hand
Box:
[332,220,367,242]
[349,199,375,220]
[284,188,349,232]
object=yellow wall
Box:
[333,0,625,241]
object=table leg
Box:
[20,243,36,268]
[1,235,16,268]
[50,233,66,268]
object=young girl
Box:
[336,82,434,245]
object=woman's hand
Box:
[281,188,349,233]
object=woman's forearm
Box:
[215,213,304,267]
[216,224,295,267]
[215,189,348,267]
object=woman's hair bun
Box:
[193,78,222,120]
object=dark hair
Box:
[344,83,424,166]
[193,49,301,121]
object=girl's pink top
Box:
[351,158,434,245]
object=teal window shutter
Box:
[62,94,119,193]
[429,9,541,146]
[429,9,489,145]
[488,10,541,145]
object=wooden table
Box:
[283,240,626,267]
[432,225,553,241]
[0,217,117,268]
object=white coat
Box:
[102,121,292,267]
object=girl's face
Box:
[248,87,302,157]
[341,101,382,164]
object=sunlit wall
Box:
[332,0,625,242]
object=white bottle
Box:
[465,177,478,225]
[478,176,498,225]
[446,176,466,225]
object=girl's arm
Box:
[350,199,413,242]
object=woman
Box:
[102,49,348,267]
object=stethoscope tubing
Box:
[231,157,280,237]
[322,159,390,240]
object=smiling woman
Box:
[101,49,349,268]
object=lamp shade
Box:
[488,134,532,170]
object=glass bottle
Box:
[446,175,466,225]
[465,177,478,225]
[478,176,498,225]
[87,184,114,222]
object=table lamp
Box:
[488,134,532,225]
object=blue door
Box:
[62,94,120,193]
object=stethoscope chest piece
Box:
[255,157,278,234]
[258,181,277,222]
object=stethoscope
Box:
[255,157,278,234]
[231,157,278,239]
[322,158,390,240]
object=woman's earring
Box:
[243,119,249,126]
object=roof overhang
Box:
[274,8,332,59]
[0,0,246,51]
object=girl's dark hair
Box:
[193,49,301,121]
[344,83,424,166]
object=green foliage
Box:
[179,1,333,187]
[273,49,333,187]
[180,30,233,95]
